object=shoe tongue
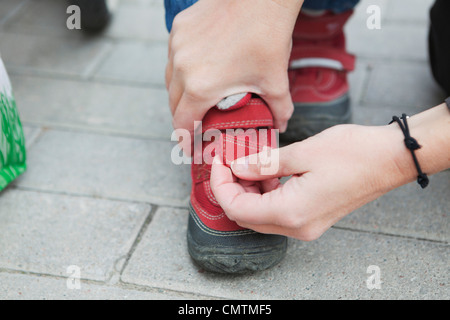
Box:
[201,93,274,133]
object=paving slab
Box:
[0,189,151,281]
[350,0,434,26]
[0,31,112,78]
[103,2,169,41]
[10,74,172,139]
[338,171,450,243]
[363,61,446,110]
[92,40,167,86]
[348,0,389,24]
[385,0,434,23]
[121,206,449,299]
[14,130,191,207]
[2,0,80,38]
[345,22,429,62]
[0,0,29,25]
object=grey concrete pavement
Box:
[0,0,448,300]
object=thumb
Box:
[261,78,294,133]
[230,142,304,180]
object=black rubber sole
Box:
[281,93,352,142]
[187,203,287,274]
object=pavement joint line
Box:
[116,205,159,277]
[85,76,167,89]
[10,185,190,210]
[19,120,172,142]
[383,20,430,25]
[115,281,227,300]
[332,225,450,246]
[357,99,448,110]
[0,26,170,45]
[354,62,374,106]
[0,0,30,27]
[0,267,217,300]
[80,41,116,81]
[23,126,43,149]
[18,123,172,143]
[95,35,169,45]
[356,58,431,67]
[6,66,167,90]
[0,267,109,287]
[372,19,430,27]
[21,125,48,152]
[351,54,429,64]
[6,185,181,208]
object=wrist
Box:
[383,103,450,190]
[382,123,418,190]
[233,0,303,32]
[269,0,304,14]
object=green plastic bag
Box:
[0,57,26,191]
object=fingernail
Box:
[231,157,249,173]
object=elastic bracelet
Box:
[446,97,450,110]
[389,114,429,189]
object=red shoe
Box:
[188,93,287,273]
[282,10,356,141]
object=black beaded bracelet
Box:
[389,114,429,189]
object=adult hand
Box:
[210,124,420,241]
[166,0,303,154]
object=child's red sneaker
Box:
[188,93,287,273]
[283,10,356,141]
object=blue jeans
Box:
[164,0,360,32]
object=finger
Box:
[230,142,306,181]
[234,221,292,237]
[237,179,264,194]
[261,84,294,133]
[238,212,328,242]
[210,156,246,198]
[260,178,282,193]
[166,31,175,91]
[172,91,211,134]
[170,83,219,156]
[234,220,312,241]
[165,61,172,91]
[168,74,184,117]
[210,158,288,226]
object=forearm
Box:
[386,103,450,189]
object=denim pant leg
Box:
[303,0,359,13]
[164,0,360,32]
[164,0,198,32]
